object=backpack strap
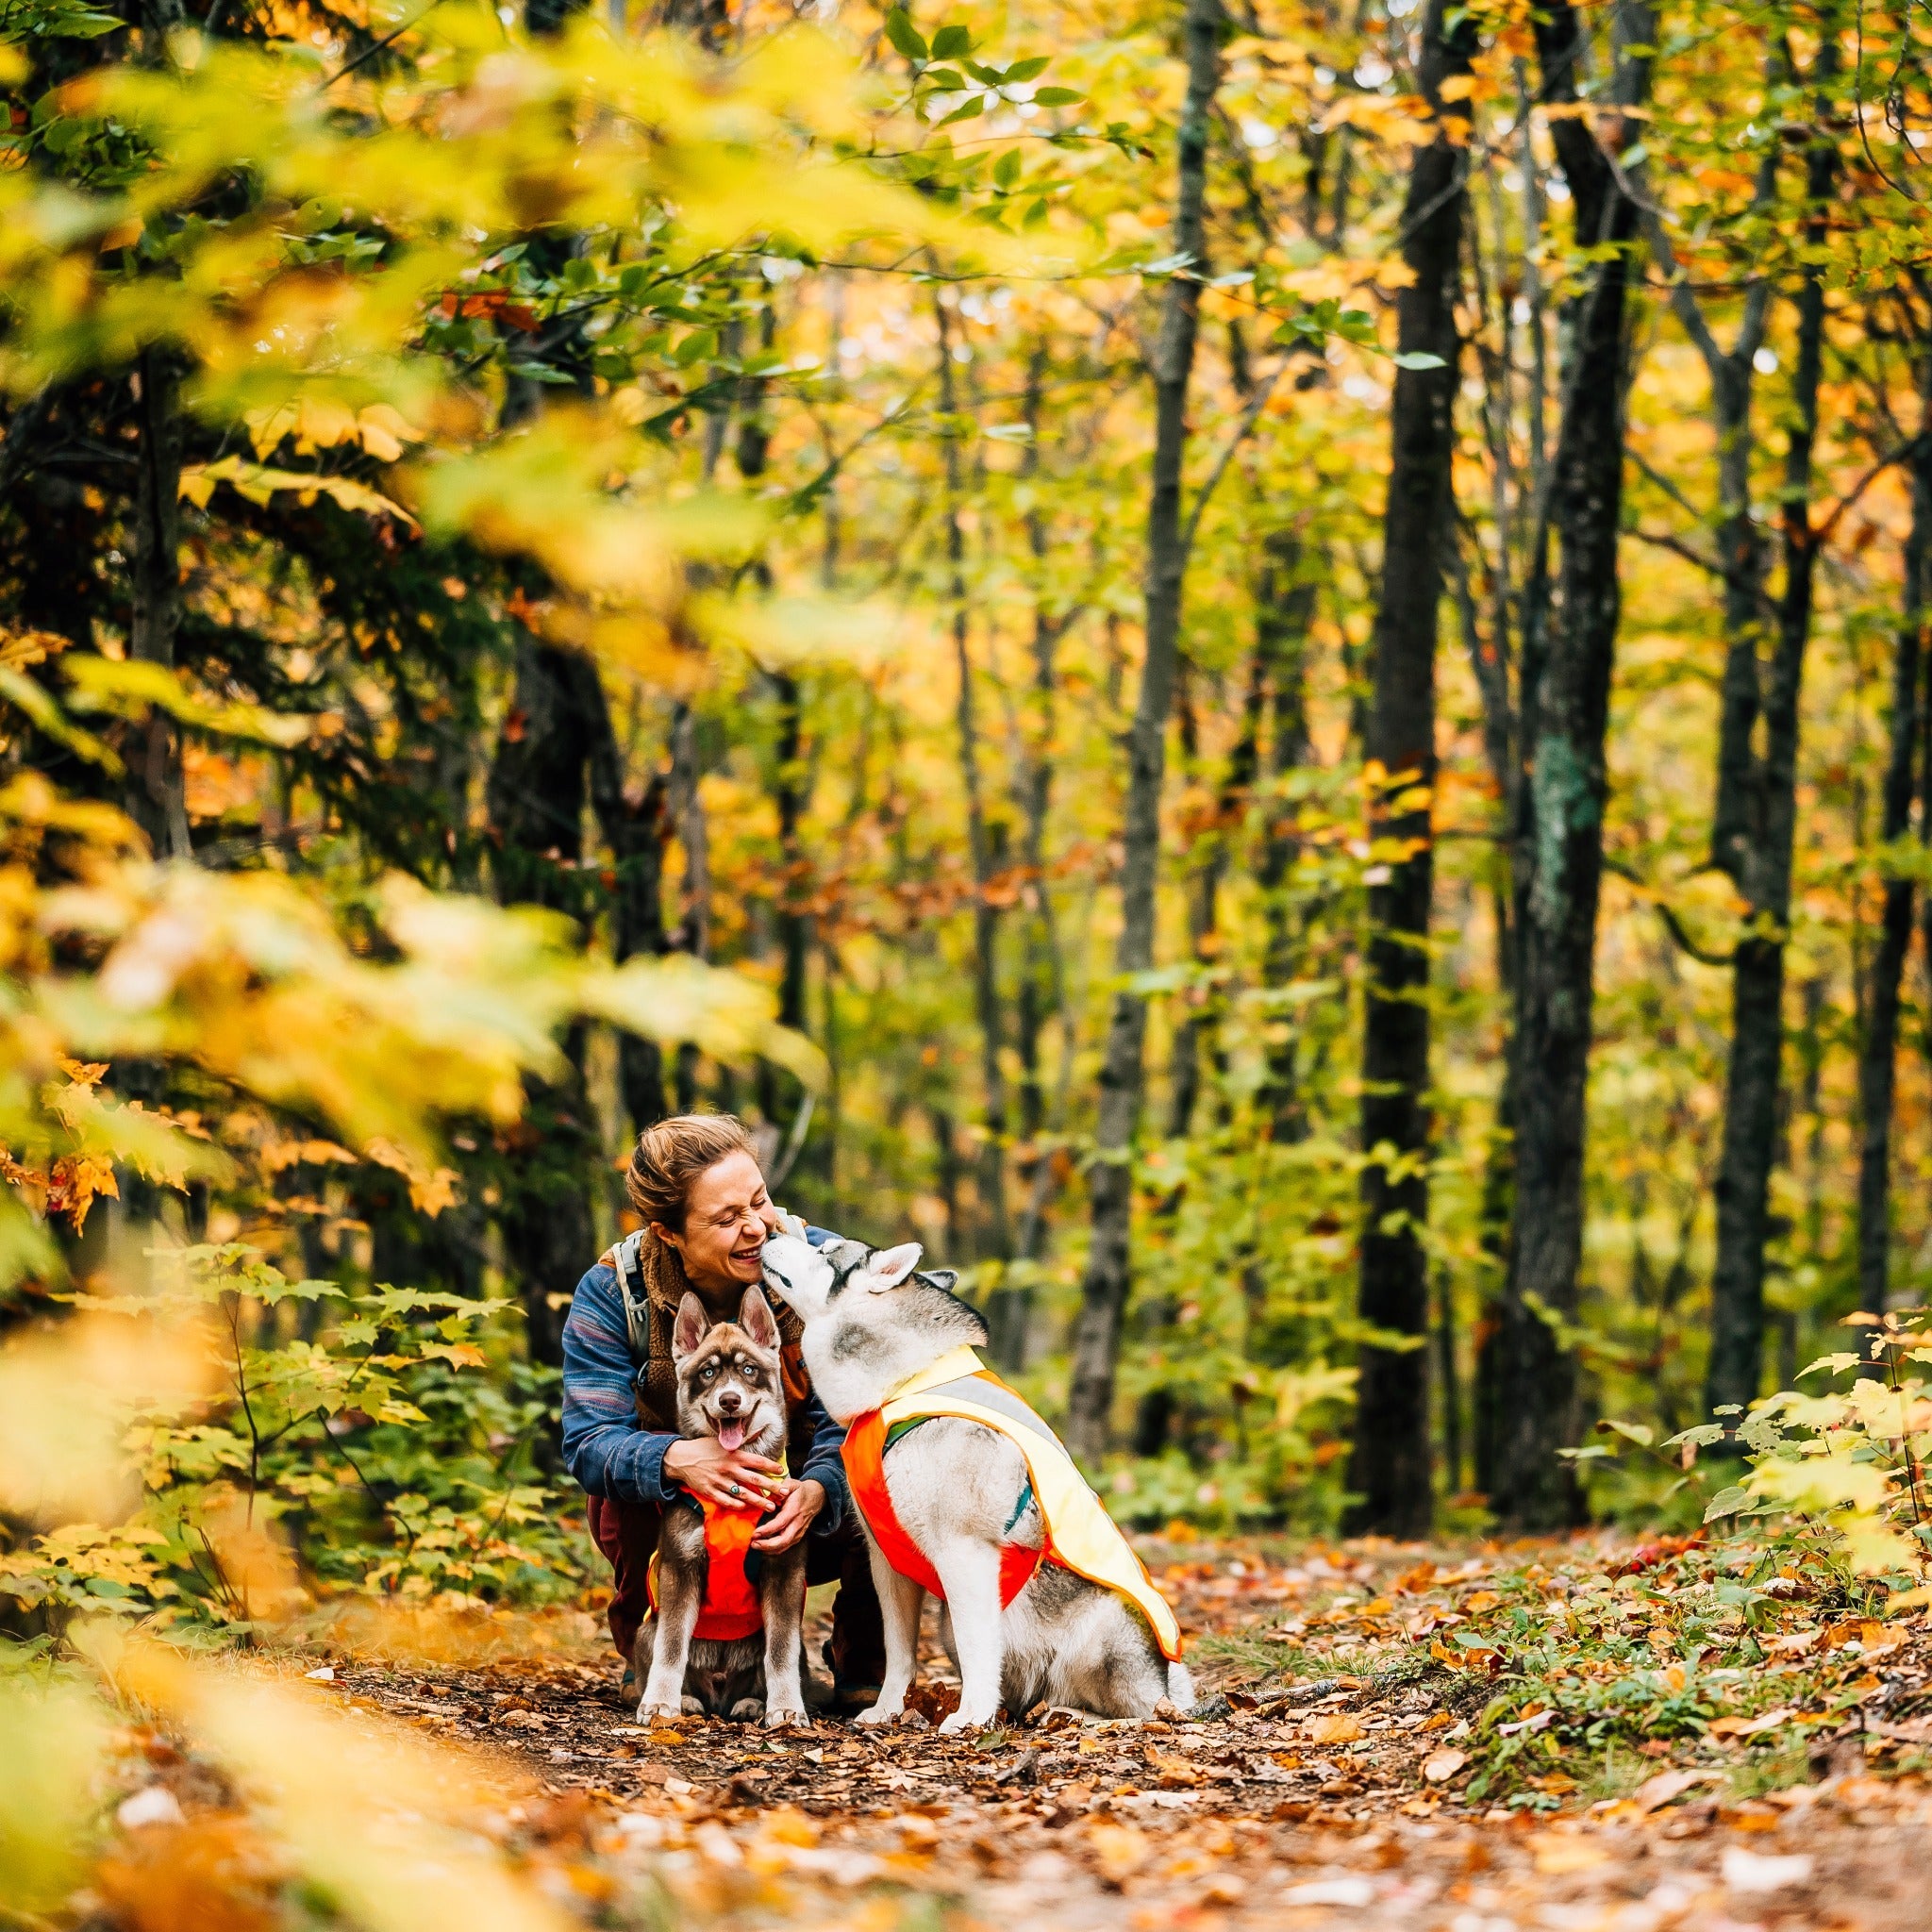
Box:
[610,1230,651,1366]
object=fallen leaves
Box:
[1709,1707,1795,1739]
[1530,1831,1609,1875]
[1721,1846,1815,1893]
[1143,1746,1204,1789]
[1422,1747,1468,1784]
[1304,1712,1364,1745]
[1086,1822,1150,1883]
[1633,1768,1722,1813]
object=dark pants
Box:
[587,1493,885,1688]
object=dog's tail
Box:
[1166,1659,1197,1715]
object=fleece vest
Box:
[841,1346,1185,1661]
[645,1495,766,1642]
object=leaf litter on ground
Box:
[53,1529,1932,1931]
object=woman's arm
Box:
[559,1262,682,1503]
[797,1392,850,1533]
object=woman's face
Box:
[658,1149,779,1296]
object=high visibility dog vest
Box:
[841,1346,1185,1661]
[645,1496,765,1642]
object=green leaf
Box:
[1004,56,1051,82]
[1662,1424,1728,1449]
[938,95,985,125]
[1703,1484,1753,1522]
[992,148,1022,189]
[930,23,972,58]
[884,8,928,63]
[1033,87,1085,107]
[921,68,967,90]
[1391,351,1447,370]
[1600,1419,1655,1449]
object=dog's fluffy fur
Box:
[759,1228,1193,1732]
[634,1286,808,1727]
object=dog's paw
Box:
[728,1697,765,1723]
[852,1701,902,1727]
[636,1698,681,1724]
[763,1706,808,1730]
[680,1695,707,1717]
[939,1707,996,1736]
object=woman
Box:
[560,1113,883,1708]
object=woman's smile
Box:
[655,1148,782,1298]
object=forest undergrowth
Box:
[12,1527,1932,1932]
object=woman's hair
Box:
[625,1113,758,1230]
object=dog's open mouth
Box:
[716,1418,747,1453]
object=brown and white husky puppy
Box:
[635,1287,809,1727]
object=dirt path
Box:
[315,1553,1932,1932]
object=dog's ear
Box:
[672,1292,710,1362]
[863,1242,924,1293]
[916,1269,958,1292]
[738,1286,780,1351]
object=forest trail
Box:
[259,1534,1932,1932]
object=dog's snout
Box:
[716,1390,743,1414]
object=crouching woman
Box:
[560,1113,884,1709]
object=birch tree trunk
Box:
[1064,0,1221,1462]
[1342,0,1474,1537]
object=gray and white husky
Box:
[759,1228,1193,1733]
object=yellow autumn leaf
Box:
[1306,1711,1364,1745]
[1087,1822,1150,1881]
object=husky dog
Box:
[635,1287,809,1727]
[759,1228,1193,1733]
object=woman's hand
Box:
[751,1477,824,1553]
[663,1437,787,1509]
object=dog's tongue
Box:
[717,1419,746,1453]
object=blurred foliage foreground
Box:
[2,1243,1931,1926]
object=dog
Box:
[759,1226,1193,1734]
[634,1286,809,1728]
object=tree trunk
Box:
[936,292,1010,1261]
[1705,74,1839,1419]
[1342,0,1474,1538]
[487,633,604,1366]
[1000,344,1073,1355]
[126,348,191,859]
[1489,1,1651,1528]
[1255,529,1316,1143]
[1064,0,1221,1464]
[1854,352,1931,1328]
[583,683,670,1137]
[668,701,711,1110]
